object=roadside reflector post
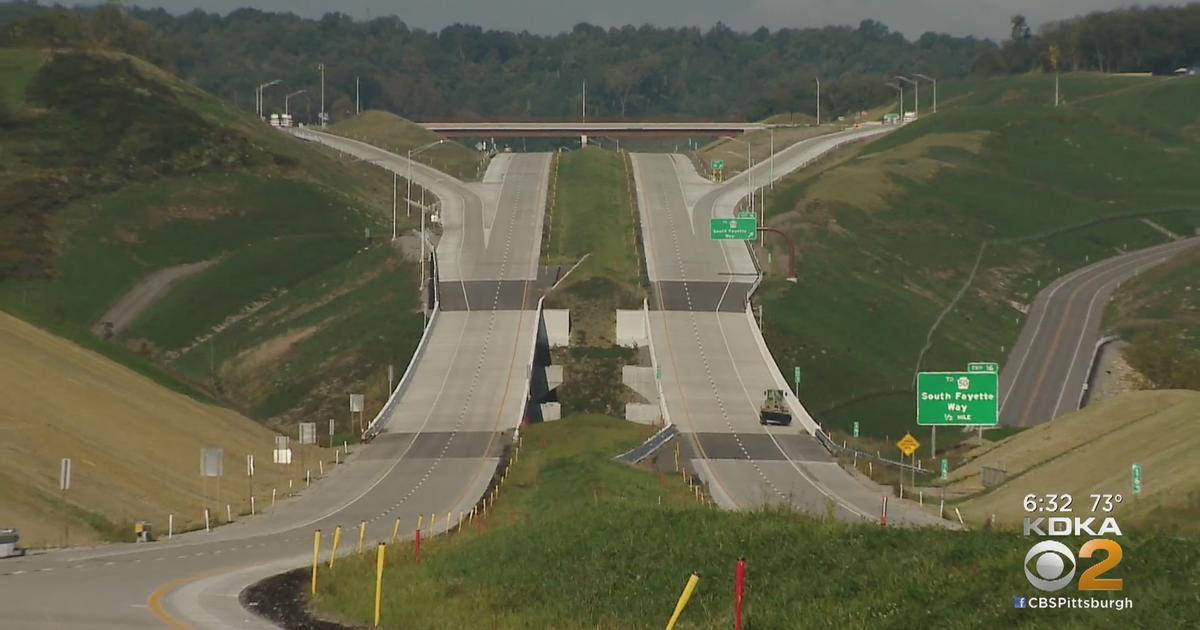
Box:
[414,528,421,566]
[665,573,701,630]
[226,504,232,523]
[734,559,746,630]
[204,508,211,532]
[373,543,386,626]
[390,517,401,544]
[357,520,367,553]
[272,488,277,506]
[329,525,342,568]
[168,514,174,539]
[311,530,321,595]
[251,496,256,515]
[880,496,888,527]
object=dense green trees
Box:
[3,3,1199,120]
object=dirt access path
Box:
[92,258,218,337]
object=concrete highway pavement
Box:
[0,135,550,628]
[632,126,945,527]
[999,236,1200,427]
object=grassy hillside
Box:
[0,311,322,547]
[756,73,1200,444]
[543,147,644,417]
[328,110,486,181]
[951,390,1200,531]
[0,49,423,430]
[311,415,1199,628]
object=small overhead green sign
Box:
[709,216,757,241]
[967,362,999,373]
[916,372,999,426]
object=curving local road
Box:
[999,236,1200,427]
[634,126,945,526]
[0,132,550,629]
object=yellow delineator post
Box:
[445,511,451,533]
[417,515,424,532]
[664,573,701,630]
[357,520,367,553]
[430,513,437,533]
[390,517,401,544]
[457,511,463,532]
[329,525,342,568]
[373,543,386,627]
[311,530,321,595]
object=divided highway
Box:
[1000,236,1200,427]
[0,132,551,629]
[633,126,944,526]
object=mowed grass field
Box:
[0,49,424,430]
[951,390,1200,531]
[311,416,1199,628]
[756,73,1200,444]
[328,110,487,181]
[542,147,644,416]
[0,312,326,547]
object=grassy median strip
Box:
[309,415,1198,628]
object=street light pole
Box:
[885,82,902,120]
[896,76,918,118]
[257,79,281,120]
[815,77,821,126]
[317,63,326,127]
[284,90,306,116]
[914,74,937,114]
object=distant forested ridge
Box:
[3,2,1199,121]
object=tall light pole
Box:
[317,63,326,127]
[896,76,918,118]
[356,75,360,115]
[814,77,821,126]
[913,74,937,114]
[284,90,306,116]
[257,79,281,119]
[885,82,902,121]
[406,139,446,313]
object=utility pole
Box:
[356,75,360,115]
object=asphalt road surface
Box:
[633,126,944,526]
[999,236,1200,427]
[0,132,549,629]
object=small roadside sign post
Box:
[711,159,724,171]
[709,216,757,241]
[967,362,999,373]
[897,433,920,496]
[793,366,801,395]
[60,458,71,545]
[852,421,859,438]
[1131,464,1142,496]
[656,366,662,381]
[940,458,948,481]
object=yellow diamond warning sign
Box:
[896,433,920,457]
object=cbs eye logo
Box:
[1024,540,1124,592]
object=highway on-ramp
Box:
[633,126,945,526]
[999,236,1200,427]
[0,133,551,629]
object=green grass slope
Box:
[0,49,422,429]
[328,110,486,181]
[758,73,1200,446]
[312,416,1199,628]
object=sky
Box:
[88,0,1148,40]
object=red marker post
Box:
[414,528,422,566]
[734,558,747,630]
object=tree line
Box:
[2,2,1199,122]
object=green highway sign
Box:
[711,159,725,171]
[656,366,662,381]
[793,366,801,392]
[916,372,999,426]
[1132,464,1142,495]
[968,362,999,373]
[709,216,757,241]
[852,421,859,438]
[940,458,948,480]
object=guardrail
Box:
[1079,335,1119,410]
[362,236,441,439]
[643,297,671,429]
[614,425,679,464]
[517,295,545,436]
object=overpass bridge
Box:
[419,121,766,139]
